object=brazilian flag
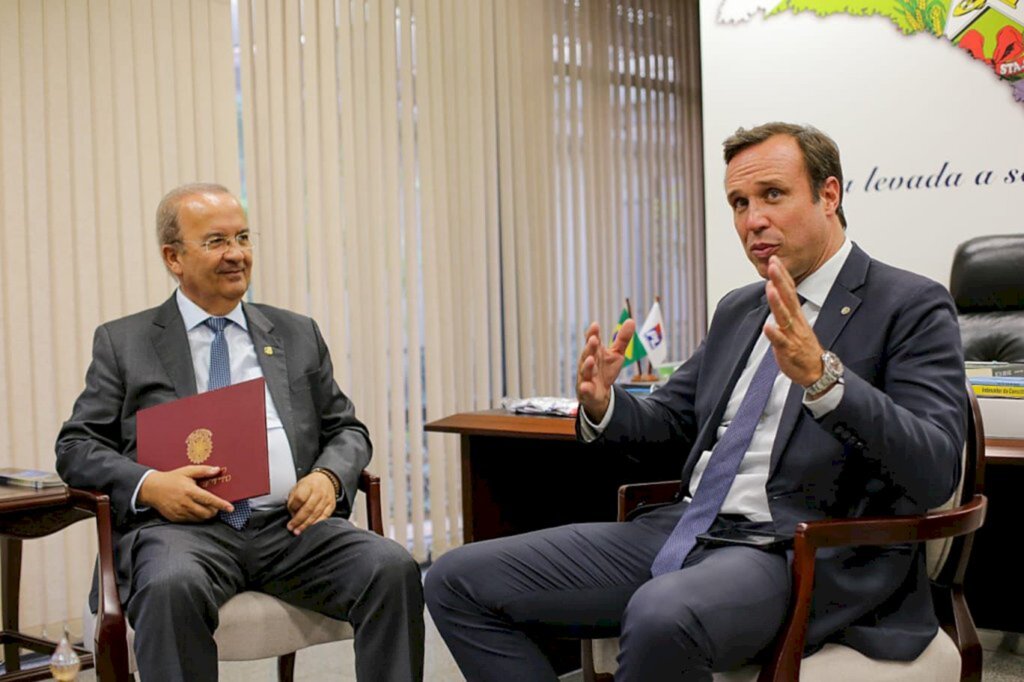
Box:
[614,308,647,363]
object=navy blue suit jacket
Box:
[594,243,966,660]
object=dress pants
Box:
[120,506,424,681]
[425,502,789,682]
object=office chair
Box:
[950,234,1024,361]
[82,471,384,682]
[581,384,987,682]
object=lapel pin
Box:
[264,346,274,356]
[840,306,851,316]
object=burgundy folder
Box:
[137,377,270,502]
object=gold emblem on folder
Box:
[186,428,214,464]
[264,346,274,356]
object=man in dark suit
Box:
[425,123,966,681]
[56,183,424,681]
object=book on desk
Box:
[0,467,65,489]
[619,380,666,397]
[969,375,1024,399]
[965,361,1024,378]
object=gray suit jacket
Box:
[56,294,371,534]
[589,243,966,661]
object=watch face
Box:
[824,352,843,375]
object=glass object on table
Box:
[49,625,81,681]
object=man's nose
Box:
[744,203,769,230]
[222,240,245,260]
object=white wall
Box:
[700,2,1024,311]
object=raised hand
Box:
[577,319,635,423]
[138,465,234,522]
[763,255,825,388]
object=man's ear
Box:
[161,244,183,277]
[819,176,841,216]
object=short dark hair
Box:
[156,182,233,246]
[723,122,846,228]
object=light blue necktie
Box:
[650,347,780,576]
[204,317,252,530]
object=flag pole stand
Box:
[631,294,660,382]
[624,298,652,381]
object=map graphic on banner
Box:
[718,0,1024,107]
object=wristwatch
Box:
[804,351,844,396]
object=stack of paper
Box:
[500,397,578,417]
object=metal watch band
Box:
[805,352,842,395]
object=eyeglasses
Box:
[174,232,256,254]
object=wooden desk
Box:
[425,410,679,544]
[1,486,96,680]
[425,410,683,674]
[428,412,1024,636]
[966,436,1024,633]
[983,437,1024,466]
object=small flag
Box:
[637,301,667,367]
[614,308,647,363]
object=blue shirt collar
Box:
[175,289,248,332]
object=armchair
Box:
[950,234,1024,361]
[82,470,384,682]
[581,384,988,682]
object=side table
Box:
[1,486,114,681]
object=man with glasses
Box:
[56,183,424,681]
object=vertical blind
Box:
[238,0,704,562]
[0,0,240,636]
[0,0,703,634]
[498,0,706,401]
[237,0,507,559]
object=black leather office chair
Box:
[950,234,1024,362]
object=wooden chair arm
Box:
[68,488,132,681]
[358,471,384,536]
[617,480,682,521]
[758,495,988,682]
[793,495,987,549]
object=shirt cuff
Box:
[579,389,616,442]
[803,381,844,418]
[130,469,156,513]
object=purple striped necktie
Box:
[650,347,780,576]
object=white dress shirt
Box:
[583,238,852,521]
[131,290,297,511]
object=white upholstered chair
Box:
[82,471,383,682]
[581,384,987,682]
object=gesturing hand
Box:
[286,471,337,536]
[138,465,234,522]
[576,319,635,424]
[763,255,826,388]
